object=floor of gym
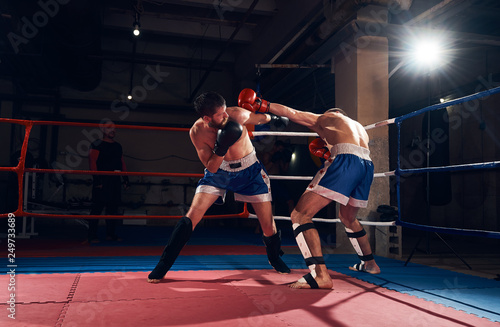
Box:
[1,218,499,326]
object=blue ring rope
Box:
[395,85,500,124]
[394,86,500,238]
[398,221,500,239]
[399,161,500,175]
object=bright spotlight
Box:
[440,98,445,103]
[408,34,449,71]
[127,94,133,100]
[133,23,140,36]
[412,39,443,66]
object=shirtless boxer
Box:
[148,91,290,283]
[238,88,381,289]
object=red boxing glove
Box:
[309,138,331,160]
[238,88,270,113]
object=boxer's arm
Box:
[227,106,269,125]
[190,127,224,174]
[267,103,321,131]
[230,106,289,128]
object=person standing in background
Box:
[87,120,129,243]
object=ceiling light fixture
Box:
[133,22,140,36]
[132,11,141,37]
[132,0,142,37]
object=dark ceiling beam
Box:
[465,5,500,18]
[154,0,277,15]
[99,28,241,63]
[0,93,193,112]
[365,21,500,47]
[234,0,324,82]
[92,51,228,71]
[105,8,258,29]
[188,0,260,102]
[102,12,254,43]
[259,0,367,99]
[265,20,358,100]
[266,10,325,65]
[405,0,479,26]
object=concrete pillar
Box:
[333,5,390,255]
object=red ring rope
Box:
[0,118,249,219]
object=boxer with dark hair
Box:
[148,91,290,283]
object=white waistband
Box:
[219,150,258,172]
[330,143,371,160]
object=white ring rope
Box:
[363,118,396,130]
[251,117,396,138]
[269,171,395,181]
[248,214,396,226]
[252,131,318,137]
[269,175,311,181]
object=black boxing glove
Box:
[270,114,289,128]
[213,120,243,157]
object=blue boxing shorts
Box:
[306,143,374,208]
[195,150,272,203]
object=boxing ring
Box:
[1,86,500,326]
[2,86,500,233]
